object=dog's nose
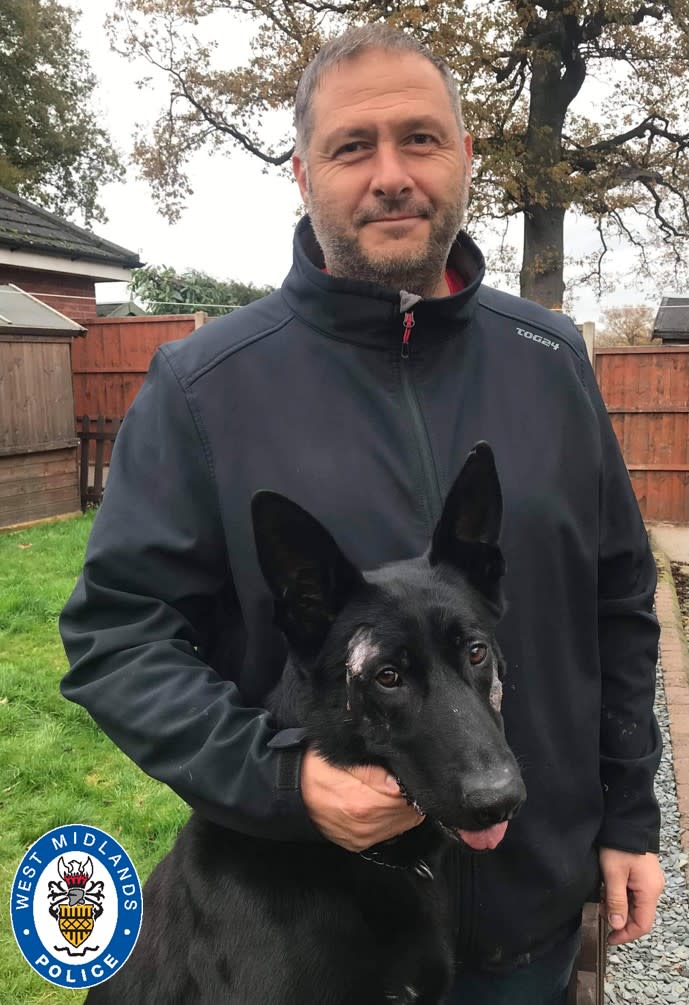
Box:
[462,770,526,826]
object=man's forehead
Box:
[309,48,455,132]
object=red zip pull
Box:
[401,311,415,359]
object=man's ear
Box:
[252,491,364,658]
[463,132,473,188]
[292,154,309,206]
[429,441,505,605]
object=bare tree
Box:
[596,304,657,346]
[111,0,689,307]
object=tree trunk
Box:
[518,11,585,310]
[520,204,565,309]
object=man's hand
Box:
[300,749,425,851]
[599,847,665,946]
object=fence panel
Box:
[594,346,689,524]
[73,333,688,525]
[71,315,200,421]
[76,415,121,509]
[71,314,204,466]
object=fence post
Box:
[79,416,90,511]
[93,416,106,501]
[194,311,208,329]
[581,321,595,362]
[76,415,122,510]
[567,902,606,1004]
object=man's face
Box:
[293,48,472,297]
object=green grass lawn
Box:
[0,513,189,1005]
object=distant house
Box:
[96,300,147,317]
[653,297,689,344]
[0,186,142,325]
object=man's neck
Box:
[319,266,460,299]
[432,273,451,298]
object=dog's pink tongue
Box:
[457,821,508,851]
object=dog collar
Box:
[358,846,434,880]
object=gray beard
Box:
[307,192,467,298]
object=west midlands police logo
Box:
[10,824,142,990]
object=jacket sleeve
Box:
[59,347,319,842]
[583,361,662,854]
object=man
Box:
[60,25,664,1004]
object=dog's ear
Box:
[252,491,364,658]
[429,441,505,604]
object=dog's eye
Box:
[376,667,401,688]
[468,643,488,666]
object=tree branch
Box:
[144,47,295,164]
[565,115,689,172]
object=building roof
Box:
[0,187,142,269]
[96,300,148,317]
[0,284,85,335]
[653,297,689,340]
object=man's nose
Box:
[370,144,413,199]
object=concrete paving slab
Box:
[649,524,689,566]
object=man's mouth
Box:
[356,207,431,228]
[370,215,421,222]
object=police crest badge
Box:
[11,824,142,990]
[48,855,104,954]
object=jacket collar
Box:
[280,215,486,350]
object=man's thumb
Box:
[605,885,629,929]
[350,764,400,795]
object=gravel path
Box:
[605,656,689,1004]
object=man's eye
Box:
[409,133,434,145]
[335,141,366,156]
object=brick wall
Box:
[0,265,97,324]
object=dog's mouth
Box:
[397,778,512,852]
[438,819,509,851]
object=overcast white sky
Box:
[66,1,671,323]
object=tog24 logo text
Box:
[516,327,560,351]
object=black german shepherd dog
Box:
[87,442,525,1004]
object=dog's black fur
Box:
[86,442,525,1004]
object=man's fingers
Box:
[347,763,401,796]
[607,905,656,947]
[349,809,426,852]
[300,751,426,851]
[598,849,665,947]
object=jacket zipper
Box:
[400,309,472,958]
[401,311,414,359]
[398,309,443,527]
[455,854,475,965]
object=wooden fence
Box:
[73,326,687,526]
[72,313,206,422]
[594,345,689,524]
[1,332,81,529]
[76,415,121,509]
[71,312,207,484]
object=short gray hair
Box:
[294,25,465,158]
